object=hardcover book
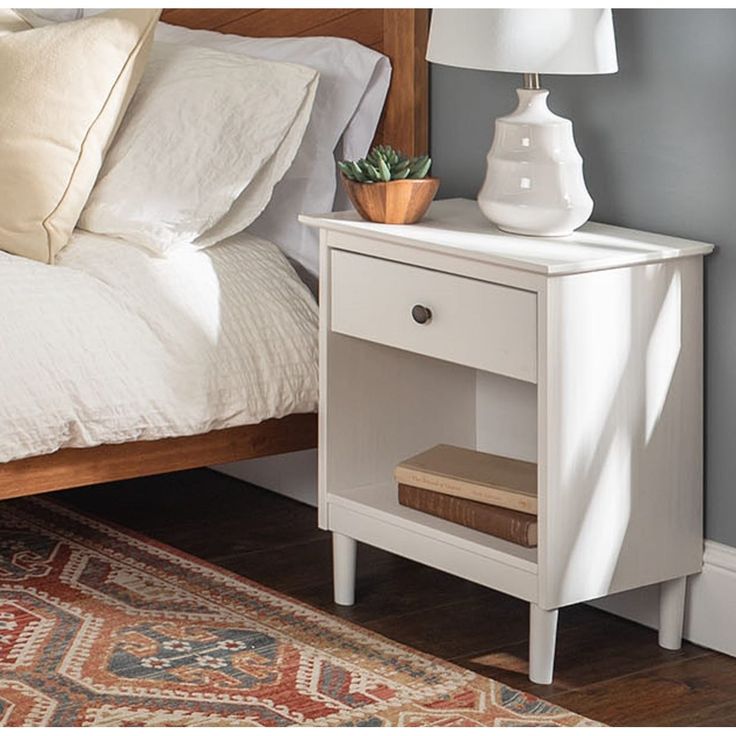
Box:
[394,444,537,515]
[398,484,538,547]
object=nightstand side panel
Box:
[539,258,704,609]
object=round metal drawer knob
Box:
[411,304,432,325]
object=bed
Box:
[0,9,429,502]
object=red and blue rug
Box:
[0,497,598,726]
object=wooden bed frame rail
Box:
[0,414,317,501]
[1,9,429,501]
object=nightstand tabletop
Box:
[300,197,714,276]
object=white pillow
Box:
[154,23,391,275]
[78,42,318,256]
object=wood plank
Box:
[293,553,509,626]
[217,9,351,37]
[550,654,736,726]
[0,414,317,501]
[454,610,709,698]
[163,9,381,46]
[362,596,539,662]
[667,698,736,727]
[59,468,326,560]
[220,9,361,39]
[161,9,259,30]
[381,10,429,156]
[292,10,382,47]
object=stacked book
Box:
[394,444,538,547]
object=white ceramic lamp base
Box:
[478,88,593,237]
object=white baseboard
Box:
[213,449,318,506]
[591,540,736,658]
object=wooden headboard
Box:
[160,9,429,156]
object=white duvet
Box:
[0,231,318,463]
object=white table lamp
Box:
[427,9,618,236]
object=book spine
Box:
[393,467,537,515]
[398,484,537,547]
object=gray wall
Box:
[430,9,736,545]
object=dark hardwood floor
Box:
[57,467,736,727]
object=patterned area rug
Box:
[0,498,598,727]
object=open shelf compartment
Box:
[322,336,540,603]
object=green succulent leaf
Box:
[337,161,355,180]
[363,161,382,181]
[349,160,367,182]
[377,157,391,182]
[339,146,432,183]
[408,155,432,179]
[392,161,411,177]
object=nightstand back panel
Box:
[331,250,538,383]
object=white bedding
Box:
[0,231,318,463]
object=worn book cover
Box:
[399,484,538,547]
[394,444,537,515]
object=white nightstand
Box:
[300,198,714,684]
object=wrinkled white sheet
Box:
[0,230,318,462]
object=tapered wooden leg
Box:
[332,533,357,606]
[659,576,687,650]
[529,604,559,684]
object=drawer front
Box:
[330,250,537,383]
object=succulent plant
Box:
[338,145,432,183]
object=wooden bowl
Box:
[341,175,440,225]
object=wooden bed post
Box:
[381,9,430,156]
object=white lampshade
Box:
[427,9,618,75]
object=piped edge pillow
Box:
[0,9,31,35]
[78,42,319,257]
[0,9,160,263]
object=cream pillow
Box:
[0,9,160,263]
[0,9,31,35]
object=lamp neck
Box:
[522,72,541,90]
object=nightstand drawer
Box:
[330,250,537,382]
